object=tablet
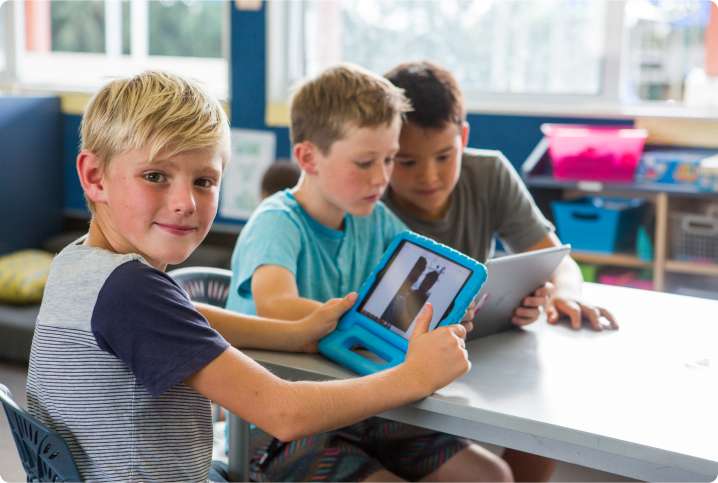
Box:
[318,231,487,375]
[467,245,570,340]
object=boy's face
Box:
[389,121,467,220]
[312,118,401,218]
[94,146,222,270]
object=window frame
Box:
[1,0,230,100]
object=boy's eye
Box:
[436,154,450,163]
[195,178,216,189]
[144,172,167,183]
[396,159,416,167]
[355,160,373,169]
[384,157,395,165]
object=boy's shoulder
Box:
[462,147,510,171]
[39,238,150,329]
[460,148,517,185]
[240,190,306,237]
[50,238,146,285]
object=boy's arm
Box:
[186,304,470,442]
[251,264,321,319]
[196,294,356,352]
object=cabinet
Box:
[523,136,718,294]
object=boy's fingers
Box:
[599,307,619,330]
[410,303,433,339]
[321,292,357,318]
[449,323,467,339]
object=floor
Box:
[0,360,635,482]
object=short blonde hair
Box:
[290,63,412,154]
[80,71,229,210]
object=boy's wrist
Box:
[395,360,432,401]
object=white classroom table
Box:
[228,283,718,482]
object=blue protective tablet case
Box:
[318,231,487,375]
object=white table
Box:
[228,283,718,482]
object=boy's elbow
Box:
[263,406,312,443]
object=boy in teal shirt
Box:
[228,64,512,482]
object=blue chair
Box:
[0,384,81,482]
[168,266,232,308]
[168,267,254,481]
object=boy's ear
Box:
[293,141,319,175]
[461,122,470,148]
[77,150,108,204]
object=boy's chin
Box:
[346,204,376,217]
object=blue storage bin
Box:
[551,197,646,254]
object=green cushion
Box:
[0,250,54,304]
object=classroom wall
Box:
[61,2,632,217]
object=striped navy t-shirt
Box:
[26,239,230,481]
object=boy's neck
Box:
[292,179,346,231]
[85,218,167,271]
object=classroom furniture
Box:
[523,136,718,294]
[0,384,81,482]
[227,283,718,482]
[168,266,254,480]
[168,266,232,307]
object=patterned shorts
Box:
[249,417,469,482]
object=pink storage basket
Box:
[541,124,648,182]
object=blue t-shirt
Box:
[226,190,407,314]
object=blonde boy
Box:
[26,71,473,481]
[227,64,512,482]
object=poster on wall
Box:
[220,129,276,220]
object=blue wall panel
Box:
[0,96,63,253]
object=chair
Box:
[0,384,81,482]
[168,266,232,308]
[168,267,254,481]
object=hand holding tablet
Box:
[318,231,487,375]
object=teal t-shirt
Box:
[226,190,407,314]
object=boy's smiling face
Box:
[389,121,467,221]
[306,117,401,222]
[91,146,223,270]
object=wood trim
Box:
[635,117,718,148]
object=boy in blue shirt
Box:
[27,70,474,481]
[228,64,512,482]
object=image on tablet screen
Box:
[359,241,471,338]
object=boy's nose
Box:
[170,184,197,215]
[418,162,439,184]
[370,162,391,187]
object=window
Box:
[3,0,228,98]
[624,0,712,102]
[0,4,6,74]
[268,0,716,114]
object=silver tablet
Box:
[468,245,571,340]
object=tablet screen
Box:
[358,240,472,338]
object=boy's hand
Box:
[511,282,552,326]
[404,304,470,395]
[295,293,357,353]
[547,295,618,331]
[460,299,479,334]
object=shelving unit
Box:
[522,138,718,293]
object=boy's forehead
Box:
[333,120,400,149]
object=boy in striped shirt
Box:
[26,70,472,482]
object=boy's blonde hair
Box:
[290,64,412,154]
[80,70,229,211]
